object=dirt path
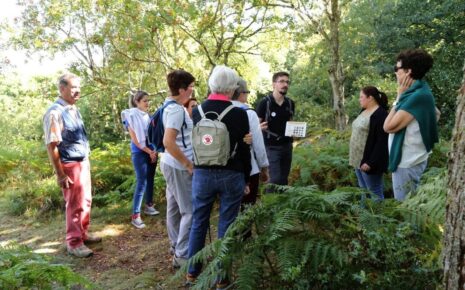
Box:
[0,199,186,289]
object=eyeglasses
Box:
[276,80,291,84]
[394,65,404,72]
[241,91,250,94]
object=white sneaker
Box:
[144,205,160,216]
[131,217,146,229]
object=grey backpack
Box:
[192,104,237,166]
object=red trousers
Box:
[62,160,92,249]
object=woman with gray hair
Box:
[186,65,251,288]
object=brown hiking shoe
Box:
[185,273,197,287]
[84,233,102,244]
[67,244,93,258]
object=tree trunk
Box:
[443,61,465,289]
[327,0,347,130]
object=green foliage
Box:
[89,141,166,206]
[0,139,60,216]
[342,0,465,137]
[90,143,133,195]
[0,75,55,145]
[0,244,93,289]
[5,176,62,217]
[8,0,285,143]
[427,139,450,169]
[290,130,357,191]
[0,137,166,215]
[403,167,447,224]
[184,182,443,289]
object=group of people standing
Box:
[349,48,439,201]
[42,48,439,288]
[43,65,295,288]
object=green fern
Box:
[0,244,93,289]
[178,182,443,289]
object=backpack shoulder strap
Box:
[265,95,272,122]
[197,104,206,118]
[180,110,187,148]
[286,97,294,117]
[218,104,235,121]
[162,99,177,109]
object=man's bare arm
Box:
[46,142,73,188]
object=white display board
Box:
[285,121,307,137]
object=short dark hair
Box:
[167,70,195,96]
[272,71,290,82]
[396,49,433,80]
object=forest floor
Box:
[0,195,191,289]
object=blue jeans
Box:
[392,160,427,201]
[265,142,293,192]
[187,169,245,276]
[355,169,384,201]
[131,151,156,215]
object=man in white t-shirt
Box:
[160,70,195,268]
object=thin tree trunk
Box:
[443,61,465,289]
[327,0,347,130]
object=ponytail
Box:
[378,91,389,110]
[361,86,389,110]
[128,90,148,108]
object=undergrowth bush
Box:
[0,139,166,215]
[291,130,449,195]
[0,244,92,289]
[90,142,166,206]
[5,176,62,217]
[90,142,134,206]
[182,175,444,289]
[290,130,357,190]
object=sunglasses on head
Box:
[394,65,404,72]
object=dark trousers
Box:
[265,142,293,192]
[241,173,260,206]
[240,173,260,239]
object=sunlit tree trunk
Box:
[443,61,465,289]
[327,0,347,130]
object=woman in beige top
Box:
[349,86,389,201]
